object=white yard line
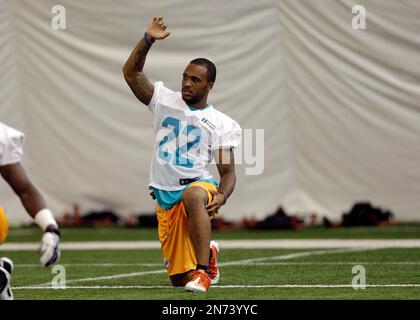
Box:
[220,239,420,249]
[218,248,378,266]
[15,261,420,268]
[14,263,163,268]
[12,284,420,290]
[36,269,168,286]
[217,284,420,288]
[240,261,420,266]
[3,239,420,251]
[33,248,373,287]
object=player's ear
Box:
[207,82,214,90]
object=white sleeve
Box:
[213,116,242,150]
[0,126,25,166]
[147,81,162,112]
[147,81,174,113]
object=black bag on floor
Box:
[342,202,394,226]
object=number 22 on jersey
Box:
[157,117,201,168]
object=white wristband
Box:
[34,209,58,231]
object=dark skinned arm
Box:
[1,162,60,266]
[206,148,237,216]
[0,163,46,218]
[123,16,170,105]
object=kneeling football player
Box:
[123,17,241,292]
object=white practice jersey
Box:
[147,81,242,191]
[0,122,25,166]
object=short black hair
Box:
[190,58,216,83]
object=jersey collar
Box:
[187,103,211,111]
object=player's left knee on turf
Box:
[170,270,195,287]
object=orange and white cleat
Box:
[209,240,220,285]
[185,269,211,293]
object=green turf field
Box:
[2,224,420,300]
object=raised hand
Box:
[146,16,171,41]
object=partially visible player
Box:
[123,17,242,292]
[0,122,61,300]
